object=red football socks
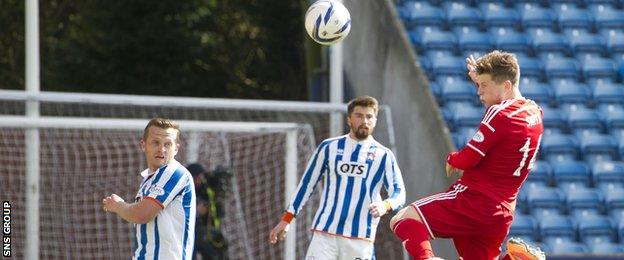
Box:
[392,218,435,260]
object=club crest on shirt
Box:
[472,131,485,143]
[337,161,369,178]
[366,151,376,161]
[148,185,165,196]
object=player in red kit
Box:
[390,50,545,260]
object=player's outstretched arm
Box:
[269,220,290,244]
[102,194,161,224]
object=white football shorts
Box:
[305,231,375,260]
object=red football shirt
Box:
[447,98,544,211]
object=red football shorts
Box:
[411,183,514,260]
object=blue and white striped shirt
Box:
[286,134,406,241]
[133,159,196,260]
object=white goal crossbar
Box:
[0,116,302,260]
[0,89,396,152]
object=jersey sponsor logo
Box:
[472,131,485,142]
[148,185,166,196]
[337,161,369,178]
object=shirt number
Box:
[513,134,542,176]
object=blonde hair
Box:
[475,50,520,87]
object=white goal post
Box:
[0,116,313,260]
[0,89,401,259]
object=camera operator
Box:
[187,163,229,260]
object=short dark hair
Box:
[143,118,181,142]
[347,96,379,116]
[475,50,520,87]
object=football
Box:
[304,0,352,45]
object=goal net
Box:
[0,117,317,259]
[0,90,396,150]
[0,90,403,260]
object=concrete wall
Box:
[341,0,458,259]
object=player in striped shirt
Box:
[390,51,545,260]
[269,96,406,260]
[102,118,196,260]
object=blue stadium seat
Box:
[440,79,477,104]
[582,57,617,83]
[509,213,538,241]
[578,133,618,163]
[597,102,624,117]
[539,214,576,245]
[530,30,570,58]
[444,2,484,28]
[516,55,544,79]
[428,81,441,104]
[452,132,465,148]
[541,133,579,162]
[424,49,456,61]
[620,221,624,244]
[442,106,454,130]
[550,0,584,5]
[552,160,591,191]
[461,50,488,64]
[518,186,529,213]
[566,30,605,59]
[620,138,624,162]
[452,105,483,129]
[445,100,477,114]
[600,106,624,138]
[527,160,553,187]
[592,82,624,105]
[451,25,481,37]
[517,4,556,29]
[576,215,615,246]
[400,1,446,29]
[456,31,494,53]
[590,5,624,30]
[417,28,458,53]
[604,187,624,221]
[549,241,589,254]
[430,55,465,78]
[604,32,624,54]
[592,161,624,191]
[544,57,580,81]
[527,186,565,217]
[479,3,520,28]
[490,28,531,55]
[565,187,604,217]
[586,0,619,7]
[620,60,624,82]
[550,1,585,11]
[566,108,603,136]
[541,106,566,134]
[519,81,551,104]
[552,80,589,105]
[590,243,624,255]
[556,5,593,31]
[455,126,478,147]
